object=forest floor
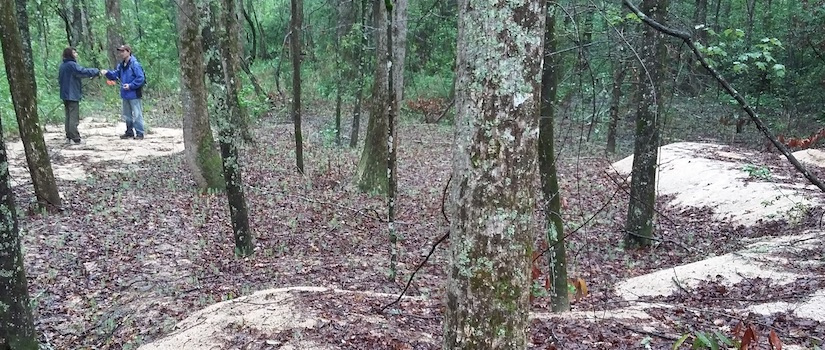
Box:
[11,113,825,349]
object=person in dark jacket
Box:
[58,47,104,145]
[104,44,146,140]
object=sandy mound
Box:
[612,142,820,225]
[6,118,184,183]
[137,287,433,350]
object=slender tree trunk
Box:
[385,0,398,282]
[242,0,256,62]
[443,0,545,348]
[220,0,253,256]
[539,6,569,313]
[349,0,368,149]
[57,2,73,45]
[205,0,253,257]
[745,0,757,45]
[105,0,124,68]
[134,0,144,40]
[391,0,407,105]
[606,57,626,154]
[625,0,668,248]
[0,0,62,211]
[354,0,389,194]
[290,0,304,173]
[0,117,38,350]
[178,0,224,191]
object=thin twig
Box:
[380,175,451,312]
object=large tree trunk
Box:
[443,0,545,348]
[625,0,668,248]
[539,7,569,313]
[0,116,38,350]
[354,0,388,194]
[0,0,62,211]
[205,0,253,257]
[178,0,224,191]
[290,0,304,174]
[105,0,124,68]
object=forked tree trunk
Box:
[0,0,62,211]
[177,0,224,191]
[625,0,668,248]
[539,7,569,313]
[443,0,545,348]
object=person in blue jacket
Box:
[58,47,103,145]
[104,44,146,140]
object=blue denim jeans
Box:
[122,98,145,137]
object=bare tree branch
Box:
[622,0,825,193]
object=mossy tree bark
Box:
[539,6,569,313]
[625,0,668,248]
[354,0,388,195]
[177,0,224,192]
[443,0,545,348]
[0,116,38,349]
[0,0,62,211]
[205,0,253,257]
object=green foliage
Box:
[742,164,772,180]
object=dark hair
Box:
[62,47,75,60]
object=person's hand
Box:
[106,80,116,86]
[123,83,130,90]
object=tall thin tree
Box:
[290,0,304,173]
[0,0,62,211]
[539,4,569,313]
[443,0,546,348]
[625,0,668,248]
[205,0,253,257]
[348,0,368,149]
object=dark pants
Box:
[64,100,80,141]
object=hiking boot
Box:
[120,134,134,139]
[73,139,84,145]
[135,135,144,140]
[64,139,73,145]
